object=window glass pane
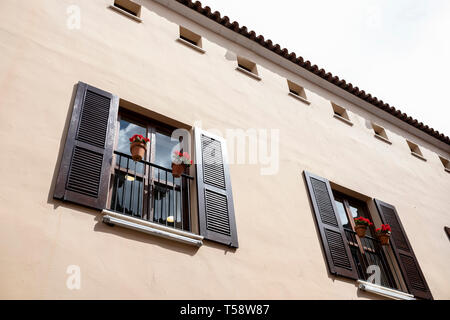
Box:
[154,131,180,169]
[335,199,350,229]
[110,171,143,217]
[116,118,146,173]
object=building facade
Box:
[0,0,449,299]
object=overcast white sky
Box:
[200,0,450,137]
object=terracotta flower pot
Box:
[172,163,185,178]
[355,225,367,238]
[378,233,390,246]
[130,141,146,161]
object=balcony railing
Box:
[344,229,400,290]
[109,151,194,232]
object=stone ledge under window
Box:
[333,114,354,126]
[357,280,416,300]
[109,5,142,23]
[101,209,203,247]
[411,151,427,162]
[374,133,392,145]
[176,37,206,53]
[235,66,262,81]
[288,92,311,105]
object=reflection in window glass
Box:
[153,184,182,228]
[152,132,180,181]
[335,200,350,229]
[117,118,147,173]
[110,171,143,217]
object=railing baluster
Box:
[173,175,176,229]
[187,176,191,232]
[110,151,193,232]
[166,170,169,227]
[180,176,183,231]
[122,157,129,215]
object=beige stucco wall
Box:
[0,0,449,299]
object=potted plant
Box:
[129,134,149,162]
[354,217,373,238]
[376,224,391,245]
[171,151,192,178]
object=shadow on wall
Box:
[47,83,78,210]
[92,215,200,256]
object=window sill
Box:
[288,92,311,105]
[101,209,203,247]
[176,38,205,54]
[411,151,427,162]
[374,134,392,145]
[333,114,353,126]
[235,66,261,81]
[357,280,415,300]
[109,5,142,23]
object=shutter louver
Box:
[53,82,119,210]
[195,128,238,248]
[303,171,358,279]
[374,199,433,300]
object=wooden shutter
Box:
[374,199,433,300]
[303,171,358,279]
[194,128,238,248]
[53,82,119,210]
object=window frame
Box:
[107,108,192,230]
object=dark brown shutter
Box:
[53,82,119,210]
[374,199,433,300]
[194,128,238,248]
[303,171,358,279]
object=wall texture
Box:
[0,0,449,299]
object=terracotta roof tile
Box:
[176,0,450,146]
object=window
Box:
[177,26,205,53]
[438,156,450,172]
[287,80,310,104]
[331,102,353,126]
[333,192,398,290]
[303,171,433,300]
[111,0,142,21]
[109,110,192,231]
[406,140,426,161]
[54,82,239,248]
[372,123,391,144]
[236,56,261,80]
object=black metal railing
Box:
[109,151,194,232]
[344,229,400,290]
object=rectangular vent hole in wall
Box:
[179,26,202,48]
[438,156,450,172]
[113,0,141,18]
[406,140,426,160]
[331,102,352,125]
[287,80,310,104]
[237,56,259,76]
[372,123,391,143]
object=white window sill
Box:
[176,38,205,54]
[411,151,427,162]
[374,133,392,145]
[357,280,416,300]
[333,114,353,126]
[101,209,203,247]
[109,5,142,23]
[235,66,262,81]
[288,92,311,105]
